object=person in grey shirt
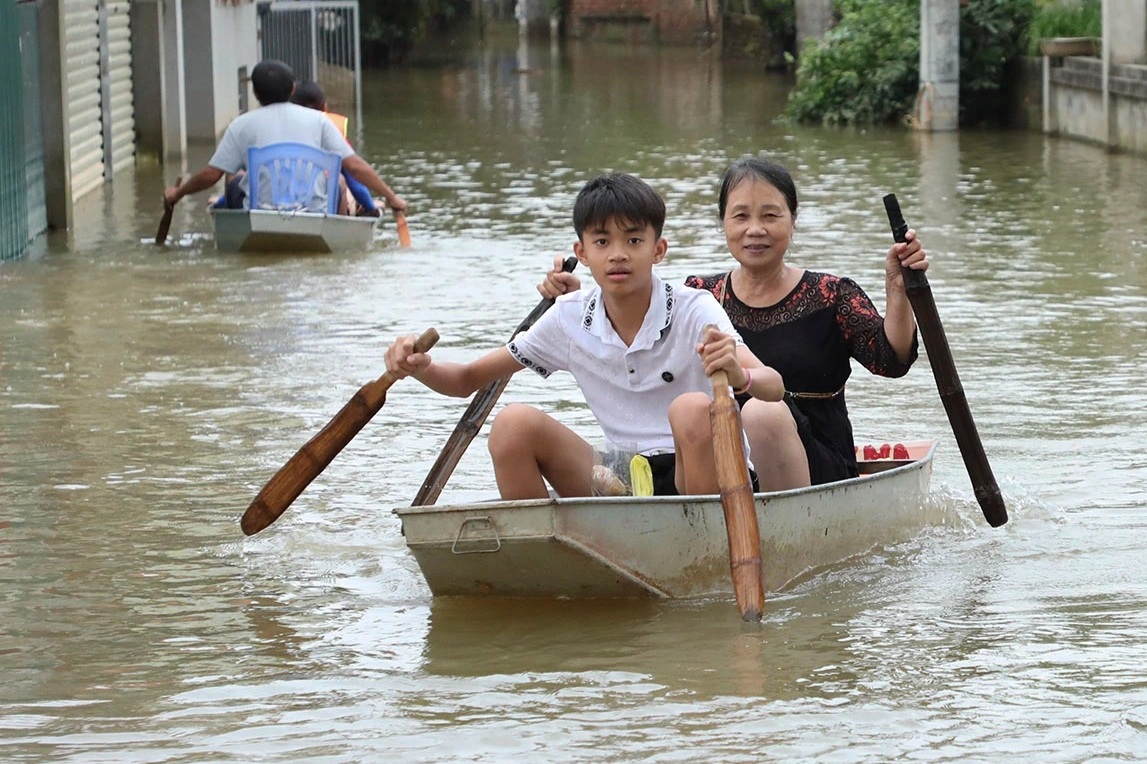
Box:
[162,59,406,215]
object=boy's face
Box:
[573,216,667,299]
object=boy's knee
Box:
[488,403,540,454]
[668,392,712,439]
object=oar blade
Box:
[395,211,411,247]
[709,368,765,622]
[155,176,182,245]
[240,328,439,535]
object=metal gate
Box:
[257,1,362,130]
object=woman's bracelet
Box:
[732,367,753,395]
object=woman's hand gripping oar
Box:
[883,194,1007,527]
[706,327,765,621]
[240,328,439,536]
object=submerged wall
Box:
[567,0,719,46]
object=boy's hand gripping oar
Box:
[707,341,765,622]
[883,194,1007,527]
[241,328,439,536]
[411,257,577,507]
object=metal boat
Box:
[393,440,943,599]
[209,208,378,253]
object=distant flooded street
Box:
[2,27,1147,762]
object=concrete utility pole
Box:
[914,0,959,131]
[795,0,833,54]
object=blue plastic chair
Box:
[247,142,342,214]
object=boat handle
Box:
[451,515,501,554]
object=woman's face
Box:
[722,177,794,269]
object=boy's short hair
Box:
[573,174,666,239]
[291,80,327,111]
[251,60,296,106]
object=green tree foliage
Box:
[960,0,1036,126]
[359,0,469,66]
[784,0,1037,127]
[783,0,920,125]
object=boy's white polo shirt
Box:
[508,273,741,455]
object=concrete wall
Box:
[183,0,256,142]
[1046,57,1147,155]
[795,0,832,52]
[1041,2,1147,156]
[568,0,719,46]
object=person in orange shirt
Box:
[291,80,380,217]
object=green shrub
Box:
[783,0,920,126]
[961,0,1036,126]
[783,0,1037,127]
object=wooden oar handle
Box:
[883,193,929,291]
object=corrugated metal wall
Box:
[63,0,106,200]
[1,1,30,261]
[103,0,135,173]
[62,0,135,204]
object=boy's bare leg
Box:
[668,392,719,495]
[740,400,810,491]
[487,403,596,499]
[336,177,352,216]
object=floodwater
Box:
[3,29,1147,762]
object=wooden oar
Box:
[155,176,181,245]
[395,211,411,247]
[709,362,765,622]
[241,327,439,536]
[411,256,578,507]
[883,194,1008,527]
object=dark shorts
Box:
[644,453,760,497]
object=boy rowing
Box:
[384,173,784,499]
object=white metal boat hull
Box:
[394,441,942,599]
[210,208,378,253]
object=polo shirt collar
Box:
[581,272,674,350]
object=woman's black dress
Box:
[685,270,918,485]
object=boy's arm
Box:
[386,339,523,397]
[733,344,784,402]
[342,155,407,212]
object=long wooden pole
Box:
[884,194,1007,527]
